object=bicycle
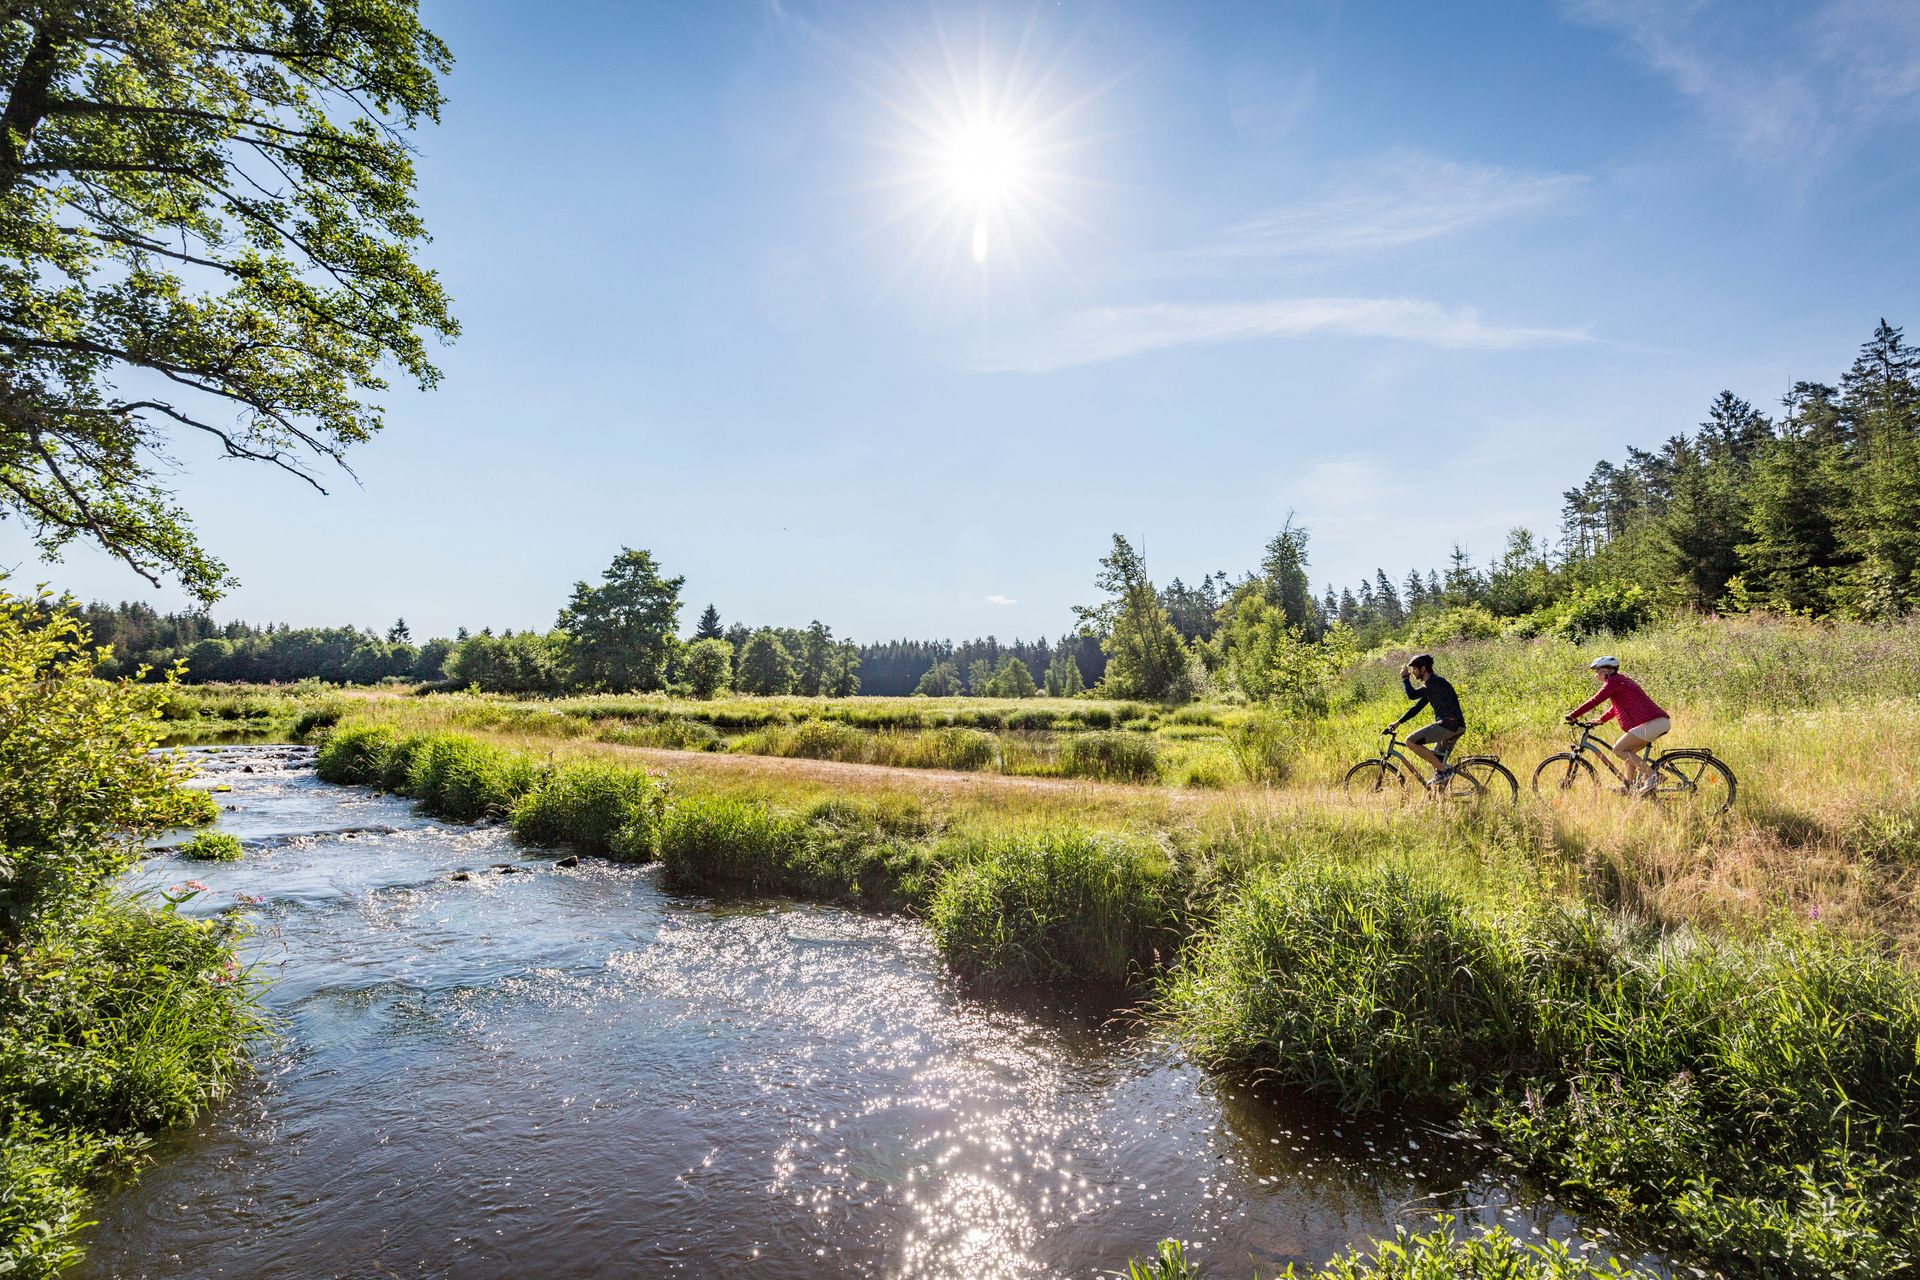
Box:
[1342,726,1518,802]
[1531,719,1736,813]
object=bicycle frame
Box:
[1374,726,1448,786]
[1563,719,1653,783]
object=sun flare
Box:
[865,21,1098,281]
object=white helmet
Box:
[1588,656,1620,671]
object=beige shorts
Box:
[1615,716,1670,751]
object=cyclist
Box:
[1565,656,1670,792]
[1385,653,1465,786]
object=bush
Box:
[929,830,1175,986]
[509,760,664,860]
[1163,864,1530,1109]
[291,699,348,740]
[174,789,221,826]
[315,723,399,785]
[178,831,243,862]
[1057,730,1159,783]
[406,734,536,821]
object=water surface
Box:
[81,746,1657,1279]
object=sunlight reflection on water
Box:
[75,747,1668,1280]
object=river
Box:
[76,745,1659,1279]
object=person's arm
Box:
[1598,706,1618,725]
[1392,676,1429,727]
[1567,681,1610,721]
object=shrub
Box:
[291,699,348,740]
[174,789,222,826]
[1163,864,1530,1109]
[406,734,536,821]
[315,723,399,785]
[1057,731,1159,783]
[178,831,243,862]
[1296,1218,1656,1279]
[659,796,807,893]
[929,830,1175,986]
[509,760,664,860]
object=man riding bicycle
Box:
[1386,653,1465,786]
[1565,656,1670,792]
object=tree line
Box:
[1069,319,1920,706]
[1314,318,1920,641]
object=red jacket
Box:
[1571,672,1667,730]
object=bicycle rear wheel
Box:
[1342,759,1406,798]
[1531,752,1599,802]
[1451,759,1519,802]
[1650,750,1736,814]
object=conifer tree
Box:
[694,605,724,641]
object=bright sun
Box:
[942,121,1030,261]
[864,21,1096,281]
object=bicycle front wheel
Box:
[1452,759,1519,803]
[1531,752,1599,803]
[1343,759,1406,799]
[1650,750,1736,814]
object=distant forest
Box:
[61,319,1918,699]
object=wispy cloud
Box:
[984,594,1018,606]
[967,298,1588,374]
[1568,0,1920,160]
[1196,152,1586,261]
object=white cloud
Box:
[1568,0,1920,160]
[1198,152,1586,260]
[985,594,1018,606]
[967,297,1588,374]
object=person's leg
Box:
[1611,730,1653,784]
[1405,725,1456,777]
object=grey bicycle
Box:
[1531,719,1736,814]
[1343,726,1518,802]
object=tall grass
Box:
[509,759,664,859]
[1161,862,1920,1276]
[1057,730,1160,783]
[659,794,941,910]
[930,829,1176,985]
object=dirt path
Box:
[573,741,1196,803]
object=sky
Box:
[8,0,1920,642]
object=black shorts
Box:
[1407,722,1464,754]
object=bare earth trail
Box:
[586,741,1202,802]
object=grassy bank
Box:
[2,599,261,1278]
[314,671,1920,1275]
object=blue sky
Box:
[10,0,1919,641]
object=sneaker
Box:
[1426,769,1454,792]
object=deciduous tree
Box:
[0,1,457,602]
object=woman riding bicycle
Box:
[1565,656,1670,792]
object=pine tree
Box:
[1260,519,1316,634]
[1372,571,1404,626]
[694,605,724,641]
[386,618,411,644]
[1835,320,1920,615]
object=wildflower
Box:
[1809,902,1822,922]
[185,879,208,892]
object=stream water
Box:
[77,746,1661,1279]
